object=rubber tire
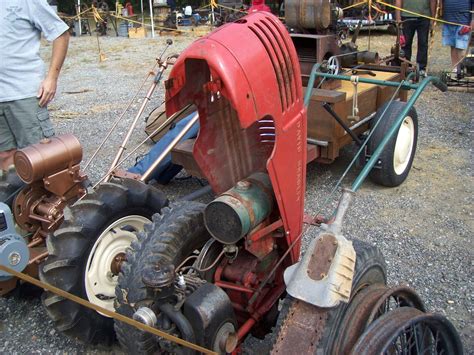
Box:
[0,175,25,208]
[114,202,211,354]
[39,179,168,345]
[368,101,418,187]
[315,239,387,354]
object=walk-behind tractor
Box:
[0,4,463,355]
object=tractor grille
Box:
[248,16,297,113]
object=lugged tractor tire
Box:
[0,173,25,208]
[39,179,168,345]
[368,101,418,187]
[315,239,387,353]
[114,202,211,354]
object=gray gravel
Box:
[0,31,472,353]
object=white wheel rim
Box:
[393,116,415,175]
[85,215,150,316]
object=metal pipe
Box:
[307,138,328,147]
[156,303,196,355]
[329,188,354,235]
[140,112,199,182]
[83,61,159,172]
[314,71,419,90]
[322,103,363,146]
[304,63,322,107]
[106,66,165,181]
[351,76,444,191]
[348,112,376,131]
[148,0,155,38]
[88,107,187,191]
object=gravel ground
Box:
[0,27,472,353]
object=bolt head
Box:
[8,252,21,266]
[236,181,251,190]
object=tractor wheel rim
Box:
[85,215,150,316]
[393,116,415,175]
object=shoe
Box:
[419,70,427,78]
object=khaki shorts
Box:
[0,97,55,151]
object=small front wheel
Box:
[368,101,418,187]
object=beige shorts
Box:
[0,97,55,151]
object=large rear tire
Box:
[39,179,168,345]
[368,101,418,187]
[114,202,211,354]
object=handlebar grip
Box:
[432,78,448,92]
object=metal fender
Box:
[284,231,356,307]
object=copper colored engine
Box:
[13,134,87,236]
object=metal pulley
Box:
[0,203,29,281]
[285,0,331,31]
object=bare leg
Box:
[0,149,16,171]
[451,46,465,68]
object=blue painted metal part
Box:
[0,202,29,281]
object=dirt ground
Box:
[0,24,472,353]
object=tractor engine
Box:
[136,173,285,351]
[13,134,87,236]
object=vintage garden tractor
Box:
[107,10,460,354]
[0,3,463,354]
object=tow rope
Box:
[0,264,217,354]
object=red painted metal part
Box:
[165,12,307,264]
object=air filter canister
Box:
[204,173,273,244]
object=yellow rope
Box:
[342,1,367,11]
[111,13,193,33]
[341,0,468,27]
[59,6,93,20]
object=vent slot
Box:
[258,118,275,144]
[249,25,285,112]
[248,17,297,113]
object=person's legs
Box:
[451,29,470,68]
[416,18,430,70]
[402,17,417,62]
[4,97,55,150]
[0,103,18,171]
[451,47,465,67]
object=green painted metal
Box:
[303,61,445,191]
[304,63,322,107]
[205,173,273,243]
[351,75,444,191]
[304,64,419,108]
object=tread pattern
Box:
[114,201,210,354]
[39,179,168,345]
